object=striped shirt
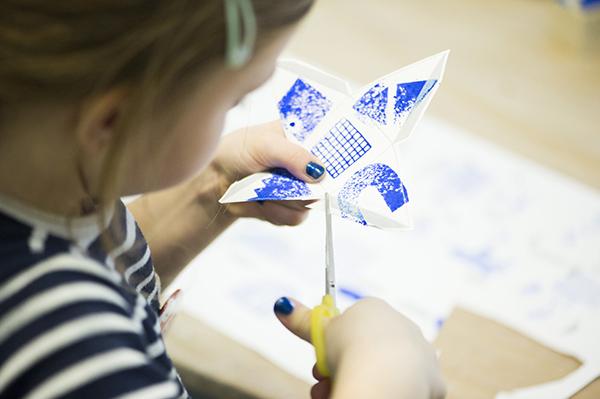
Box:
[0,194,189,398]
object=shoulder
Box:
[0,252,126,313]
[0,253,186,399]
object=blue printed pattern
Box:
[394,80,437,122]
[338,163,408,225]
[311,119,372,179]
[353,83,388,125]
[278,79,332,142]
[451,246,505,275]
[582,0,600,9]
[249,169,311,201]
[339,287,364,301]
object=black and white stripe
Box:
[0,198,188,399]
[86,202,162,312]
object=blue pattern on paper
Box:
[353,83,388,125]
[311,119,371,179]
[278,79,332,142]
[394,80,437,122]
[249,169,311,201]
[339,287,364,301]
[555,271,600,307]
[451,246,506,275]
[338,163,408,225]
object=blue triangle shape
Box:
[353,83,389,125]
[394,80,437,122]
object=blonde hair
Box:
[0,0,313,207]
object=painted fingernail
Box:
[306,162,325,180]
[274,297,294,315]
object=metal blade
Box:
[325,193,336,304]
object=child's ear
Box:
[75,88,129,154]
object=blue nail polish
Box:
[274,297,294,315]
[306,162,325,180]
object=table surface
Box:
[165,309,600,399]
[165,1,600,397]
[286,0,600,189]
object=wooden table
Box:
[165,308,600,399]
[287,0,600,189]
[165,1,600,397]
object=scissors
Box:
[311,192,340,378]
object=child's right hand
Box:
[274,297,446,399]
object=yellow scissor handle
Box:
[311,294,340,377]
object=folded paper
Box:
[220,51,449,229]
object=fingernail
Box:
[274,297,294,315]
[306,162,325,180]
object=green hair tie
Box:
[224,0,257,68]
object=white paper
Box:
[219,51,450,229]
[496,362,600,399]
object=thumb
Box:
[250,124,327,182]
[273,297,313,343]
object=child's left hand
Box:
[211,120,326,226]
[131,121,325,286]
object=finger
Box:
[312,363,327,381]
[273,199,315,212]
[224,202,309,226]
[273,297,313,343]
[250,128,327,182]
[258,202,309,226]
[310,379,331,399]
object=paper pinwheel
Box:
[220,51,449,229]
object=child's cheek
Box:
[161,114,225,188]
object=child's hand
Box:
[132,121,324,285]
[273,297,446,399]
[211,121,326,226]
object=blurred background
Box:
[286,0,600,188]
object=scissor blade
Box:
[325,193,336,304]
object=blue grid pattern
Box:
[311,119,372,178]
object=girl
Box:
[0,1,445,398]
